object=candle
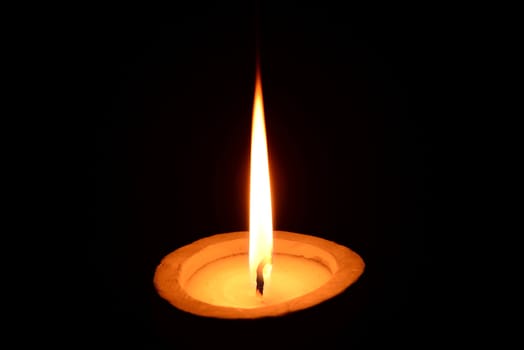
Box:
[154,230,364,318]
[153,65,365,319]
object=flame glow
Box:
[249,69,273,287]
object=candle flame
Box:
[249,68,273,287]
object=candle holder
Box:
[154,230,364,319]
[153,231,366,347]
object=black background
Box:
[90,2,444,348]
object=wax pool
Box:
[185,253,332,308]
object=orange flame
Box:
[249,68,273,288]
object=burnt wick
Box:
[256,260,267,296]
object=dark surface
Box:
[90,2,444,348]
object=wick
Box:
[256,260,266,296]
